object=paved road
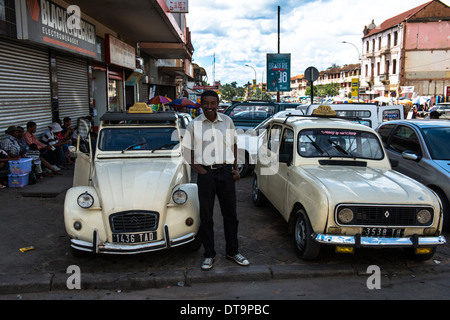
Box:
[0,168,449,294]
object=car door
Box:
[386,124,424,183]
[73,118,93,186]
[266,126,294,213]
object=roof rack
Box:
[100,111,178,124]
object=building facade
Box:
[0,0,194,135]
[360,0,450,101]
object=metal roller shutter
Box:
[0,38,52,137]
[56,55,89,123]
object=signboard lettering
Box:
[16,0,97,58]
[267,53,291,92]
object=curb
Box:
[0,264,355,295]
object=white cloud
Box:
[187,0,450,86]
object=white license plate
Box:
[362,227,404,238]
[112,232,156,243]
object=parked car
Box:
[252,105,446,260]
[435,102,450,119]
[64,105,200,255]
[303,103,404,129]
[224,100,290,130]
[377,119,450,231]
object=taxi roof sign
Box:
[128,102,153,113]
[312,105,336,117]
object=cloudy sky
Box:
[186,0,450,86]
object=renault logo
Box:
[384,211,390,218]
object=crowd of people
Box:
[0,117,77,188]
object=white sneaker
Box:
[51,165,61,171]
[201,257,215,271]
[226,253,250,266]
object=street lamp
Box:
[245,64,257,98]
[342,41,361,101]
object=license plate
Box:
[362,227,404,238]
[112,232,157,243]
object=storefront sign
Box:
[15,0,97,58]
[105,34,136,70]
[166,1,188,13]
[400,86,415,93]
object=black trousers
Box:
[196,165,239,258]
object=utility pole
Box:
[277,6,280,103]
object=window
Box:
[393,31,398,46]
[298,129,384,160]
[268,124,282,152]
[378,37,381,50]
[388,126,422,156]
[230,104,275,121]
[377,124,396,145]
[377,62,380,76]
[392,59,397,74]
[98,127,178,152]
[366,41,370,53]
[280,128,294,160]
[387,34,391,48]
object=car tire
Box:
[252,175,267,206]
[293,210,321,260]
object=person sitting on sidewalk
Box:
[0,147,19,188]
[41,122,68,169]
[1,126,26,158]
[24,121,62,175]
[23,143,43,179]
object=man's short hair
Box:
[201,90,219,103]
[26,121,36,129]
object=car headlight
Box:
[337,208,354,224]
[77,192,94,208]
[172,189,188,205]
[417,209,432,225]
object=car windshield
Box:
[98,127,179,152]
[421,127,450,160]
[298,129,384,160]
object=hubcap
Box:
[295,217,307,253]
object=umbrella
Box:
[149,95,172,104]
[374,96,391,103]
[413,96,430,105]
[169,98,198,108]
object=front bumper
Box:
[314,233,446,247]
[70,227,196,254]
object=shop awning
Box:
[69,0,192,59]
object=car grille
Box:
[335,205,433,227]
[109,211,159,233]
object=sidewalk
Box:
[1,168,449,294]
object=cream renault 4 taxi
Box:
[252,105,446,260]
[64,104,200,255]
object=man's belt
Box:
[202,164,231,170]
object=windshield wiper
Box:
[151,142,178,153]
[122,142,146,153]
[306,135,330,158]
[328,139,355,159]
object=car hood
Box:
[93,158,183,214]
[301,166,436,205]
[434,160,450,175]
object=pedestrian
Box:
[183,90,249,271]
[1,126,24,158]
[429,111,440,119]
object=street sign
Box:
[267,53,291,92]
[304,66,319,82]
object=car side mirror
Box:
[402,151,421,162]
[279,153,292,166]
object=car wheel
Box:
[293,210,320,260]
[252,175,267,206]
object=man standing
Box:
[183,90,249,270]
